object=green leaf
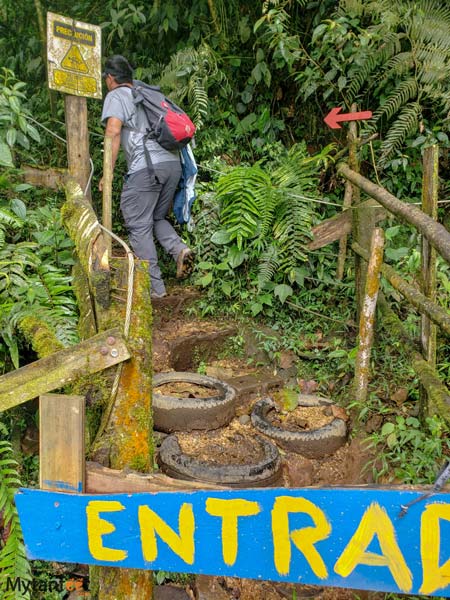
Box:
[274,284,293,303]
[11,198,26,220]
[250,302,263,315]
[381,422,395,436]
[26,123,40,143]
[197,261,213,270]
[0,142,13,167]
[227,247,246,268]
[6,128,16,147]
[221,281,232,296]
[211,230,231,245]
[282,388,299,412]
[199,272,213,286]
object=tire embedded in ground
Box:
[153,371,236,433]
[251,396,347,459]
[158,433,282,487]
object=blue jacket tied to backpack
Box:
[173,144,197,229]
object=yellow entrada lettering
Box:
[86,500,127,562]
[138,503,195,564]
[205,498,261,566]
[420,502,450,595]
[272,496,331,578]
[334,502,412,592]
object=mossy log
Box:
[72,260,97,339]
[61,179,110,309]
[21,165,69,189]
[89,259,153,600]
[338,162,450,264]
[377,294,450,422]
[18,315,64,358]
[352,242,450,336]
[354,228,384,405]
[308,199,386,251]
[0,328,130,412]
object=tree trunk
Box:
[352,242,450,336]
[353,229,384,405]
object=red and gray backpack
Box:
[132,81,196,151]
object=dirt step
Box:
[151,287,201,324]
[153,322,237,372]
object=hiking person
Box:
[99,54,193,298]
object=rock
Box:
[285,454,315,487]
[153,584,191,600]
[206,366,234,379]
[365,414,383,433]
[155,584,191,600]
[331,405,349,421]
[195,575,230,600]
[298,379,319,394]
[279,351,296,369]
[391,387,408,405]
[238,414,251,425]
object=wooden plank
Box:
[15,486,450,597]
[40,394,85,493]
[308,199,385,251]
[0,328,130,412]
[86,462,225,493]
[21,165,68,189]
[65,95,91,201]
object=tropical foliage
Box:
[0,437,31,600]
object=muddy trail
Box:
[151,288,380,600]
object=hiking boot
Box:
[176,248,194,279]
[151,291,167,299]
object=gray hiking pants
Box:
[120,162,186,296]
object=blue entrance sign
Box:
[16,487,450,597]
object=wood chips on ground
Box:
[154,381,214,398]
[177,421,264,465]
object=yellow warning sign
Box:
[53,70,97,94]
[47,12,101,99]
[61,45,89,73]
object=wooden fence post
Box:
[102,136,113,257]
[353,228,385,405]
[65,95,92,201]
[420,145,439,415]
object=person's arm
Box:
[99,117,123,191]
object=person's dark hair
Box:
[103,55,133,84]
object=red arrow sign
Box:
[324,107,372,129]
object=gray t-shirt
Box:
[101,86,179,174]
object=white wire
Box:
[94,224,135,442]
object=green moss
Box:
[19,315,64,358]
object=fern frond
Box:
[379,102,422,165]
[347,32,402,99]
[187,76,209,128]
[0,441,31,599]
[373,77,418,123]
[257,244,280,289]
[217,166,274,248]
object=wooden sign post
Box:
[47,12,102,200]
